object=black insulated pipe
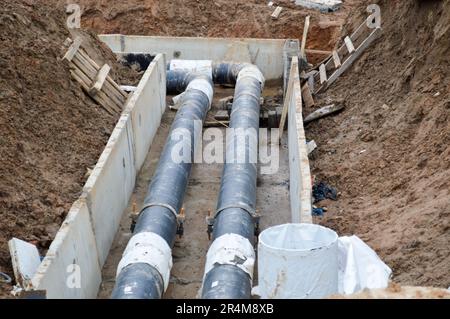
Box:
[111,74,213,299]
[202,65,265,299]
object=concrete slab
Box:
[287,57,313,223]
[99,35,286,80]
[31,200,102,298]
[126,54,166,171]
[8,238,41,288]
[83,113,136,266]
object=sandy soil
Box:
[0,1,138,296]
[308,0,450,288]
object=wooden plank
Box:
[332,50,341,68]
[271,6,283,19]
[319,64,327,84]
[305,49,332,56]
[301,83,315,108]
[70,67,121,114]
[77,49,128,99]
[278,57,298,141]
[72,55,124,111]
[303,104,345,124]
[308,73,315,93]
[62,37,82,62]
[70,70,117,116]
[70,62,122,114]
[300,16,310,60]
[344,36,355,54]
[89,64,111,96]
[72,54,125,108]
[350,18,371,43]
[75,51,127,103]
[316,27,382,94]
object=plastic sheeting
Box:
[338,235,392,295]
[256,224,392,299]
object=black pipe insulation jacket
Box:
[111,75,213,299]
[201,66,264,299]
[166,62,253,94]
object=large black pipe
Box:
[202,65,264,299]
[112,61,253,299]
[112,74,212,299]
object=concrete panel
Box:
[126,54,167,170]
[287,57,313,223]
[31,200,102,299]
[83,113,136,265]
[99,35,285,80]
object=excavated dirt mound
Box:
[308,0,450,288]
[0,1,138,296]
[78,0,361,64]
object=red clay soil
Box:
[78,0,361,64]
[0,1,138,296]
[308,0,450,288]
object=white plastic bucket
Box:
[257,223,339,299]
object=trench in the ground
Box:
[97,84,290,299]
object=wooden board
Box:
[319,64,327,84]
[316,27,382,93]
[301,83,315,108]
[304,104,345,124]
[300,16,310,59]
[62,37,82,62]
[89,64,111,96]
[344,36,355,54]
[271,6,283,19]
[332,50,342,68]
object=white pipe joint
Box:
[117,232,173,291]
[204,233,256,279]
[187,78,214,109]
[237,65,266,91]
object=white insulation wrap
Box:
[187,78,214,108]
[237,65,266,90]
[257,223,339,299]
[117,232,173,291]
[170,59,213,78]
[204,233,255,279]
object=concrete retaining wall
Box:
[29,54,166,299]
[98,35,286,80]
[287,57,313,223]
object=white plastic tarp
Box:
[338,235,392,295]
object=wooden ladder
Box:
[62,37,128,116]
[308,19,382,95]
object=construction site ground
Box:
[0,0,449,298]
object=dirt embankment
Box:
[0,1,138,296]
[78,0,360,64]
[308,0,450,288]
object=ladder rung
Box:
[332,50,341,68]
[344,36,355,54]
[319,64,327,84]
